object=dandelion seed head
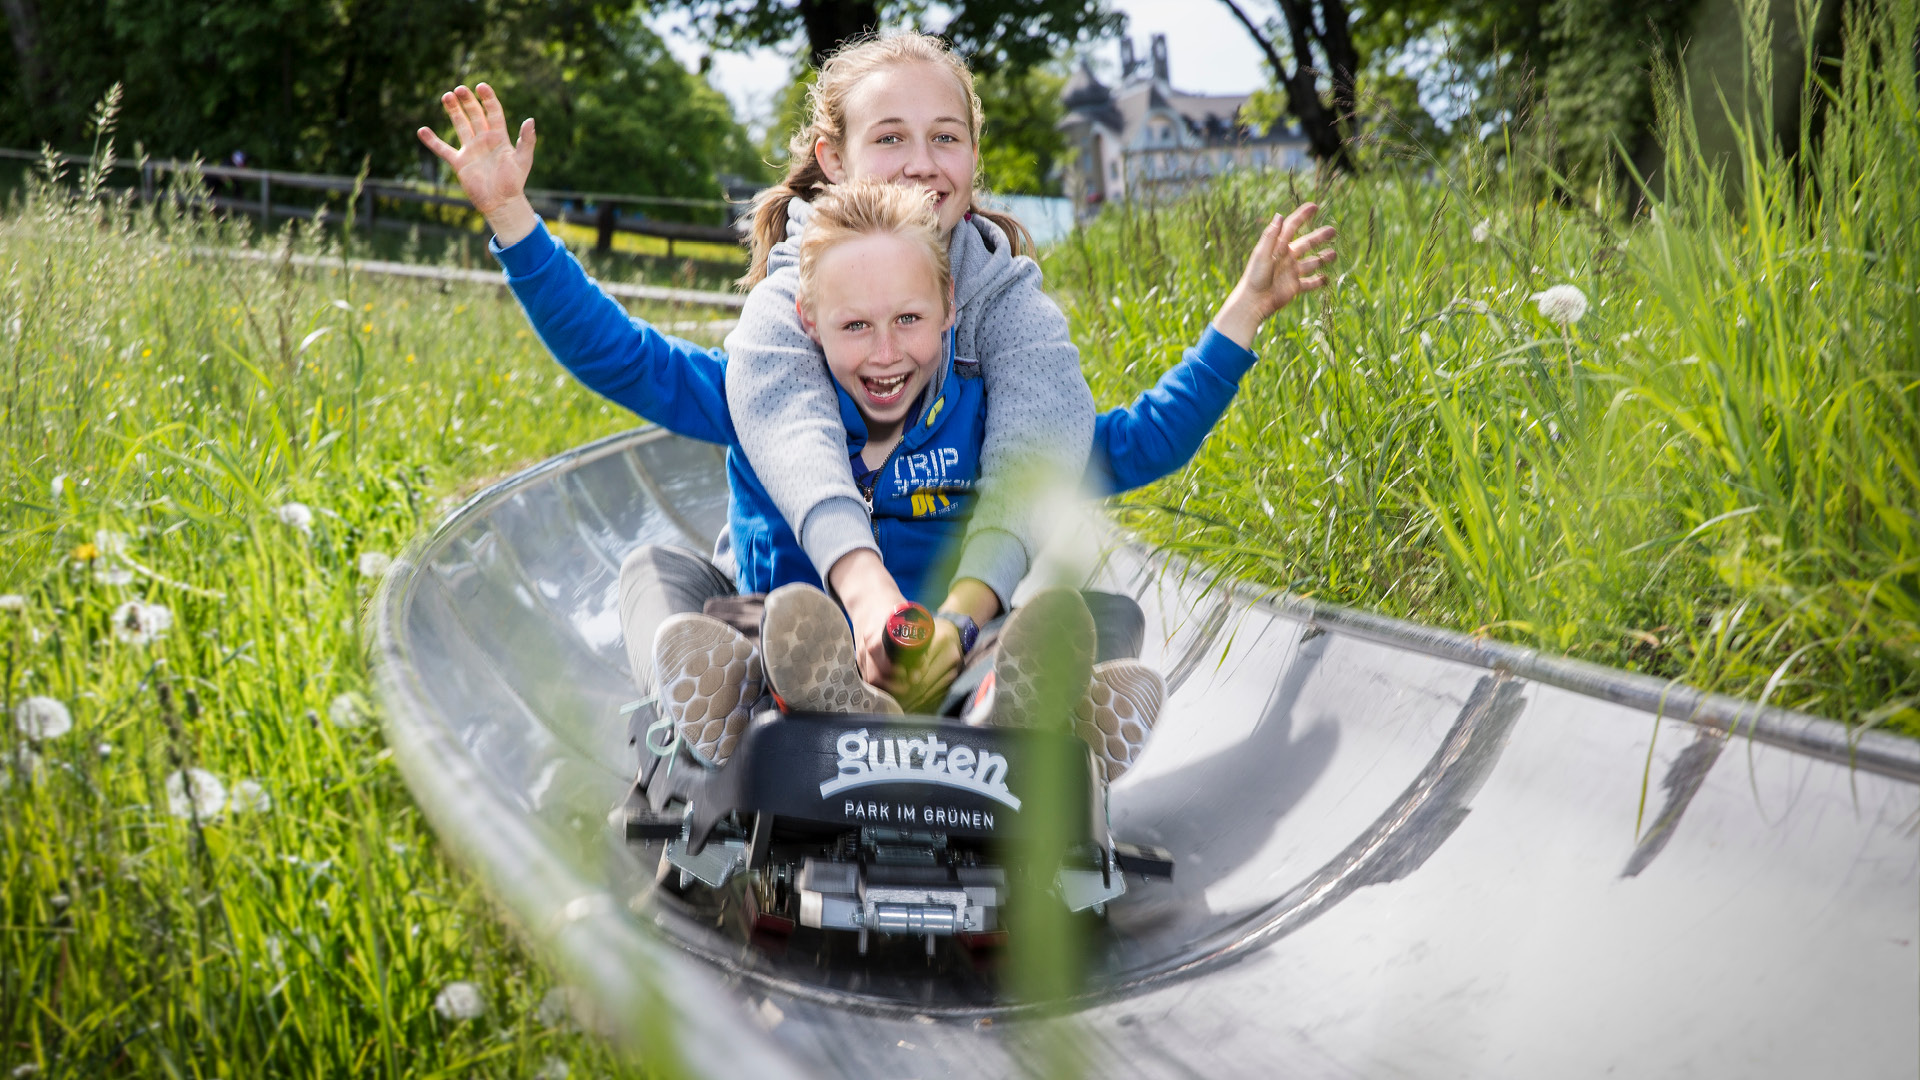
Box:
[92,530,129,557]
[0,594,24,612]
[534,1058,570,1080]
[111,600,173,645]
[275,502,314,534]
[165,767,226,819]
[434,981,486,1021]
[14,696,73,740]
[1471,218,1491,243]
[95,563,135,587]
[230,778,272,813]
[7,316,21,340]
[358,551,393,579]
[50,474,66,499]
[328,693,363,728]
[1530,284,1589,326]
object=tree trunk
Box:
[1218,0,1353,171]
[1316,0,1360,138]
[797,0,881,69]
[0,0,56,117]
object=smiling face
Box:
[799,231,955,449]
[817,61,978,235]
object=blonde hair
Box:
[740,31,1032,288]
[796,179,952,317]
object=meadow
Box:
[1049,8,1917,740]
[2,5,1915,1077]
[0,158,692,1076]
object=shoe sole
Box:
[1075,659,1165,783]
[992,588,1096,731]
[654,612,762,765]
[760,584,901,715]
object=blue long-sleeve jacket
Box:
[494,222,1256,603]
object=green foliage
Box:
[660,0,1122,71]
[976,64,1069,196]
[478,11,762,209]
[0,167,701,1074]
[0,0,751,201]
[1049,0,1919,736]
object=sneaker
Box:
[1074,659,1165,784]
[759,583,902,715]
[653,612,763,766]
[980,587,1096,731]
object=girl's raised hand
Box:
[1212,202,1338,348]
[416,83,541,245]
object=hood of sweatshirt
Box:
[774,196,1026,331]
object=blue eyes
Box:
[839,314,923,333]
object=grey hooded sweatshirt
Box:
[721,199,1096,606]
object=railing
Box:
[0,147,748,253]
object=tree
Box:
[0,0,755,205]
[1217,0,1361,171]
[975,63,1069,195]
[660,0,1122,72]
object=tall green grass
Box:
[1049,0,1917,737]
[0,156,704,1075]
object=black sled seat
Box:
[623,709,1172,950]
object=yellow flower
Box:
[71,542,99,561]
[362,323,373,334]
[405,353,416,364]
[362,301,374,312]
[141,348,152,358]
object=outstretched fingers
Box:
[476,82,508,135]
[416,126,459,166]
[1277,202,1318,248]
[440,89,475,147]
[516,116,536,155]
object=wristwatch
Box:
[936,611,980,656]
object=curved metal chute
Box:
[373,427,1920,1078]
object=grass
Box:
[1047,0,1917,738]
[0,159,720,1076]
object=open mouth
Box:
[861,372,912,407]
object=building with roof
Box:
[1058,34,1311,218]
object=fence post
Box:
[595,202,615,255]
[142,162,153,203]
[261,174,271,226]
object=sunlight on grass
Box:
[1048,1,1917,739]
[0,152,710,1075]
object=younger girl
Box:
[724,32,1096,700]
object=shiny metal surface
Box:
[374,427,1920,1078]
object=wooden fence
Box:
[0,147,746,255]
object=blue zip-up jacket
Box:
[494,222,1256,604]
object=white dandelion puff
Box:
[434,981,487,1021]
[274,502,314,535]
[1529,284,1589,326]
[230,779,272,813]
[358,551,393,579]
[328,693,363,729]
[3,746,43,788]
[1471,218,1491,243]
[51,474,66,499]
[14,696,73,740]
[94,562,136,587]
[165,767,227,819]
[537,986,587,1029]
[92,530,129,557]
[533,1059,570,1080]
[0,594,25,612]
[7,316,21,340]
[110,600,173,645]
